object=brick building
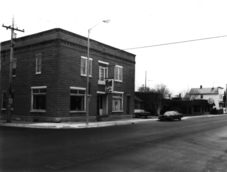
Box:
[0,28,136,122]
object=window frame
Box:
[112,92,124,112]
[98,61,108,85]
[81,56,93,77]
[31,86,47,112]
[70,87,86,112]
[35,54,42,74]
[114,65,123,82]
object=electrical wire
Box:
[122,35,227,50]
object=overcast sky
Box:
[1,0,227,96]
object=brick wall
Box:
[1,28,135,122]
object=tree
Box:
[150,84,171,115]
[138,85,152,92]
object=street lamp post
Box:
[86,20,110,126]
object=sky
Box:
[1,0,227,96]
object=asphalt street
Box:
[1,115,227,172]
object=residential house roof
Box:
[184,87,223,100]
[189,87,223,95]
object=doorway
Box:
[97,94,108,116]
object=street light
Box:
[86,20,110,126]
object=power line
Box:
[122,35,227,50]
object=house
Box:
[0,28,136,122]
[187,85,224,110]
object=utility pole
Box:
[2,18,24,123]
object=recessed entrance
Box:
[97,94,108,116]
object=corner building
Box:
[0,28,136,122]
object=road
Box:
[0,115,227,172]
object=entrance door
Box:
[97,94,108,116]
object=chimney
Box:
[200,85,202,89]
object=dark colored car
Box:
[159,111,183,121]
[134,109,151,118]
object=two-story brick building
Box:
[0,28,136,122]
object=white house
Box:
[188,85,224,110]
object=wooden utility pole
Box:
[2,18,24,122]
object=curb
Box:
[0,114,225,129]
[0,118,158,129]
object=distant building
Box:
[186,85,224,110]
[134,92,161,115]
[0,28,136,122]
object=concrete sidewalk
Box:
[0,118,158,129]
[0,114,224,129]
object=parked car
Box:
[158,111,183,121]
[134,109,150,118]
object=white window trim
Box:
[70,87,86,112]
[114,65,123,82]
[113,91,124,94]
[35,54,42,74]
[97,91,105,94]
[98,60,109,65]
[31,86,47,89]
[70,87,86,90]
[98,66,108,85]
[31,86,47,112]
[81,56,93,77]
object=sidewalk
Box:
[0,114,224,129]
[0,118,158,129]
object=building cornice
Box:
[1,38,136,64]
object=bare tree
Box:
[150,84,171,115]
[138,85,152,92]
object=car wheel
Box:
[178,117,181,121]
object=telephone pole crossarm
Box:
[2,24,25,32]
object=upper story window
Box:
[31,86,46,111]
[81,56,92,77]
[114,65,123,82]
[36,54,42,74]
[12,58,17,77]
[98,61,109,85]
